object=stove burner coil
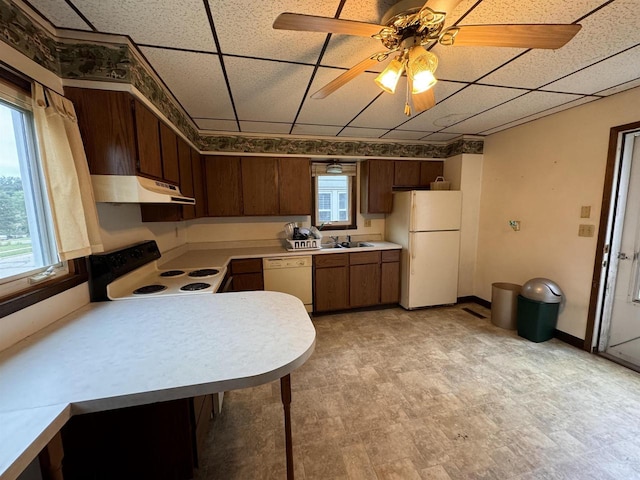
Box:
[133,284,167,295]
[180,282,211,291]
[188,268,220,278]
[160,270,186,277]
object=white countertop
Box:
[0,291,315,480]
[160,241,402,270]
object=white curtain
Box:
[32,83,103,261]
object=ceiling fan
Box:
[273,0,582,116]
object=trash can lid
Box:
[521,278,563,303]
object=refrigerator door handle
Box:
[409,235,415,275]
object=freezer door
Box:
[410,191,462,232]
[403,230,460,309]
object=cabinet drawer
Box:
[349,251,381,265]
[382,249,401,263]
[314,253,348,268]
[230,258,263,274]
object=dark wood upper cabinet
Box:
[205,156,243,217]
[65,88,137,176]
[159,122,180,184]
[179,139,195,220]
[394,161,421,187]
[278,157,311,215]
[419,161,444,186]
[191,149,207,218]
[360,159,394,214]
[133,100,162,179]
[241,157,279,216]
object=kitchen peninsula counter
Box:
[0,291,315,480]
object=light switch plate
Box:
[578,224,595,237]
[580,206,591,218]
[364,218,371,227]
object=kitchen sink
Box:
[321,242,374,249]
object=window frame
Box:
[0,71,87,319]
[311,168,357,231]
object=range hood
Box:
[91,175,195,205]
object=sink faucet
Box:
[330,235,339,245]
[346,235,351,243]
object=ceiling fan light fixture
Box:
[374,57,405,94]
[408,46,438,93]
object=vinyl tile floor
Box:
[195,304,640,479]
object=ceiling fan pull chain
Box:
[404,77,412,116]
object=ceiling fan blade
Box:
[311,55,383,99]
[447,24,582,49]
[412,87,436,114]
[273,13,384,37]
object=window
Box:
[311,163,357,230]
[0,77,83,314]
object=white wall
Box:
[475,86,640,340]
[445,154,483,297]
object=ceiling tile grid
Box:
[20,0,640,141]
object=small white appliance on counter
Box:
[385,190,462,309]
[263,256,313,312]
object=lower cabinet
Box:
[227,258,264,292]
[314,249,400,313]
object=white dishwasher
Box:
[263,256,313,312]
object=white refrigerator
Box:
[385,190,462,309]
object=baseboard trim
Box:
[458,296,491,309]
[554,329,585,349]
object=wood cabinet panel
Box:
[350,263,380,308]
[394,161,421,187]
[361,160,394,214]
[241,157,279,216]
[349,251,381,265]
[230,258,263,274]
[191,150,207,218]
[232,272,264,291]
[380,261,400,304]
[314,253,348,268]
[314,266,349,312]
[65,88,137,176]
[381,249,401,263]
[159,122,180,184]
[278,157,311,215]
[419,161,444,187]
[134,100,163,179]
[205,156,243,217]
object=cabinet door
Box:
[232,273,264,291]
[360,160,394,214]
[178,139,195,220]
[350,263,380,307]
[191,149,207,218]
[159,122,180,184]
[380,261,400,304]
[420,161,444,187]
[205,156,243,217]
[134,100,163,179]
[279,157,311,215]
[241,157,279,215]
[314,266,349,312]
[394,161,421,187]
[65,88,137,175]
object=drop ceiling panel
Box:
[224,57,314,124]
[543,46,640,95]
[382,130,433,141]
[72,0,215,51]
[28,0,91,30]
[481,0,640,89]
[195,119,239,132]
[399,84,527,132]
[239,122,291,134]
[458,0,602,25]
[338,127,388,138]
[141,47,234,120]
[209,0,339,63]
[597,78,640,97]
[480,96,599,135]
[431,45,522,84]
[442,91,584,135]
[296,68,381,126]
[291,124,343,137]
[351,80,467,130]
[421,132,461,142]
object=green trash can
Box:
[516,295,560,342]
[517,278,563,343]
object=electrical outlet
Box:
[364,218,371,227]
[578,224,595,237]
[580,206,591,218]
